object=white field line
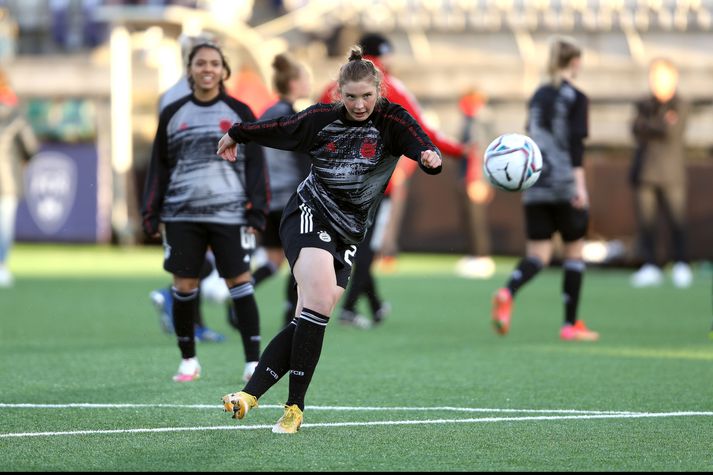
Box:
[0,403,641,414]
[0,402,637,414]
[0,403,712,439]
[1,412,713,439]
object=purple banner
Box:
[16,142,109,243]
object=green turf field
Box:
[1,244,712,471]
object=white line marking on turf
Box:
[0,403,640,415]
[1,412,713,439]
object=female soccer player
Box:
[217,45,442,433]
[141,42,269,382]
[247,52,313,325]
[491,35,599,342]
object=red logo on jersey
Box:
[219,119,232,132]
[179,123,189,130]
[325,142,336,153]
[360,139,377,159]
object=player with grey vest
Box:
[492,36,599,342]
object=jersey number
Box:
[344,245,357,266]
[241,227,257,251]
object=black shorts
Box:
[279,194,357,289]
[163,221,256,278]
[261,210,284,249]
[524,203,589,242]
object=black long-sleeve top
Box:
[228,99,441,244]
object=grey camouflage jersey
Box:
[524,80,588,204]
[141,93,269,235]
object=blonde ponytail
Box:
[547,36,581,87]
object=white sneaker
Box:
[242,361,258,382]
[0,266,13,288]
[455,256,496,279]
[671,262,693,288]
[172,357,201,382]
[630,264,664,288]
[339,310,372,330]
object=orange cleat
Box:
[560,320,599,341]
[491,288,513,335]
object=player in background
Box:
[319,32,466,328]
[245,52,313,325]
[0,68,39,288]
[453,88,496,279]
[149,33,229,343]
[218,45,442,433]
[141,42,269,382]
[492,35,599,342]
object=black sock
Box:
[364,275,382,316]
[507,256,543,297]
[288,308,329,411]
[253,262,278,287]
[227,282,261,362]
[194,257,214,328]
[563,259,585,326]
[283,276,298,325]
[194,289,205,328]
[172,287,198,359]
[243,319,298,398]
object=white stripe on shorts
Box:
[299,203,313,234]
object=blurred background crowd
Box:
[1,0,712,272]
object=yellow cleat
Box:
[222,391,258,420]
[272,404,303,434]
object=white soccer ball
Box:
[483,133,542,192]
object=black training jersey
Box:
[228,99,441,244]
[524,79,588,204]
[141,93,269,236]
[259,100,311,211]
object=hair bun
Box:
[348,46,364,62]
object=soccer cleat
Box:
[194,325,226,343]
[242,361,258,382]
[339,309,372,330]
[272,404,303,434]
[172,357,201,382]
[373,301,391,325]
[150,288,174,334]
[560,320,599,341]
[492,288,513,335]
[455,256,496,279]
[222,391,258,419]
[0,266,14,288]
[671,262,693,288]
[630,264,663,288]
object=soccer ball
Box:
[483,133,542,192]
